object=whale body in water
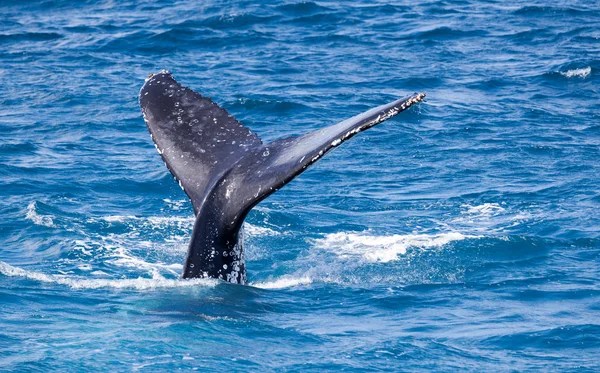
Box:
[139,71,424,284]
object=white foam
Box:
[104,244,183,274]
[101,215,137,223]
[452,202,537,234]
[70,235,185,276]
[147,216,192,226]
[97,214,193,228]
[462,203,505,216]
[163,198,187,210]
[560,67,591,78]
[0,261,216,290]
[21,203,284,284]
[244,223,280,236]
[315,231,469,263]
[66,214,281,281]
[252,276,312,289]
[25,201,55,227]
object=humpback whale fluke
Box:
[139,71,425,284]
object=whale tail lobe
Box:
[139,71,424,281]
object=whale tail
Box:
[140,71,424,282]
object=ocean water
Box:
[1,0,599,371]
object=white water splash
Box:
[163,198,187,211]
[101,215,138,223]
[452,202,535,234]
[103,244,184,275]
[25,201,55,227]
[244,223,280,236]
[252,276,312,289]
[560,67,591,78]
[23,204,284,281]
[462,203,505,216]
[23,196,290,284]
[315,231,469,263]
[0,261,216,290]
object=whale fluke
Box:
[140,71,424,283]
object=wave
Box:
[252,276,312,289]
[314,231,470,263]
[23,202,282,280]
[411,26,488,40]
[25,201,56,227]
[276,1,332,15]
[1,262,313,291]
[0,32,63,43]
[0,261,216,290]
[198,13,279,30]
[100,244,184,275]
[452,202,533,234]
[461,203,506,216]
[560,67,591,78]
[244,223,281,237]
[162,198,187,211]
[483,324,600,349]
[512,6,591,17]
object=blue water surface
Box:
[1,0,599,371]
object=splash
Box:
[23,205,284,281]
[102,244,184,275]
[244,223,280,236]
[462,203,505,216]
[0,261,216,290]
[560,67,591,78]
[452,202,534,234]
[100,215,138,223]
[315,231,469,262]
[163,198,187,211]
[252,276,312,289]
[25,201,55,227]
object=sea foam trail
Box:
[315,231,471,262]
[0,261,216,290]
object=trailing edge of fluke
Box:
[139,70,425,284]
